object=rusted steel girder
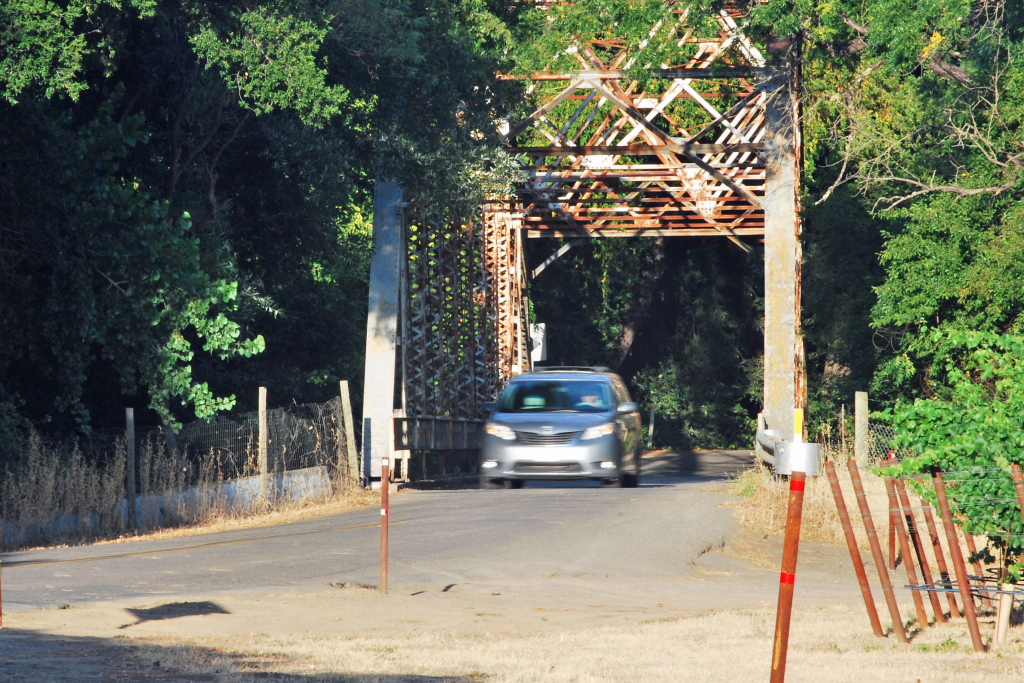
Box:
[505,6,770,246]
[402,205,528,422]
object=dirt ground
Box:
[3,460,1024,682]
[4,523,1024,682]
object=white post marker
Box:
[380,456,390,595]
[764,409,821,683]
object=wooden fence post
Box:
[647,407,655,449]
[854,391,868,464]
[339,380,359,489]
[126,408,138,529]
[259,387,269,504]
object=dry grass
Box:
[126,603,1024,682]
[729,449,996,581]
[1,431,370,551]
[88,487,379,547]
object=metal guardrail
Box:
[394,418,483,451]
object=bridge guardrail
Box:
[394,417,483,451]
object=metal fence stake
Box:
[885,477,930,628]
[847,461,907,643]
[824,462,883,637]
[915,481,961,619]
[126,408,138,529]
[258,387,269,504]
[895,479,946,622]
[933,472,985,652]
[963,534,993,607]
[770,471,806,683]
[380,456,390,596]
[888,511,898,571]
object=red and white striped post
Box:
[768,409,820,683]
[380,456,389,596]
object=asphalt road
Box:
[1,450,755,612]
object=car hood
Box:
[489,411,613,433]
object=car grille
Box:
[514,462,583,473]
[514,430,581,446]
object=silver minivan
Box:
[479,367,642,488]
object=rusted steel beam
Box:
[915,478,961,618]
[824,461,884,637]
[963,534,994,607]
[933,472,985,651]
[502,68,767,81]
[895,479,946,622]
[511,142,766,155]
[885,477,931,628]
[527,227,764,238]
[847,461,908,642]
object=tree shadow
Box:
[120,600,232,629]
[0,628,477,681]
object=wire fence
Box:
[176,399,350,480]
[0,397,357,549]
[868,421,915,464]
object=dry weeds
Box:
[89,487,379,547]
[2,431,372,551]
[125,602,1024,682]
[730,451,1000,584]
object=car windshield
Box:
[498,379,613,413]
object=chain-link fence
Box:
[1,397,357,549]
[175,399,350,480]
[867,421,915,464]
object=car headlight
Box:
[486,423,515,440]
[581,423,615,440]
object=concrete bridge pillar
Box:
[762,53,806,438]
[360,179,403,486]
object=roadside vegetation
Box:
[3,2,1024,558]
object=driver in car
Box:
[576,393,605,409]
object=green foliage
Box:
[886,330,1024,581]
[190,5,353,126]
[0,0,155,102]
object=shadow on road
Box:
[0,628,475,682]
[120,600,231,629]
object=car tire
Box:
[504,479,524,489]
[621,471,638,488]
[480,476,503,489]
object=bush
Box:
[887,330,1024,582]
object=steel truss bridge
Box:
[361,3,804,483]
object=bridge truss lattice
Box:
[361,3,804,481]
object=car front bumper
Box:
[480,434,620,481]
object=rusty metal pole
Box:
[933,472,985,652]
[888,511,898,571]
[885,477,930,627]
[916,483,961,618]
[895,479,946,623]
[963,534,993,607]
[824,461,884,636]
[770,471,806,683]
[380,456,390,596]
[847,461,907,642]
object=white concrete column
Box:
[361,180,403,484]
[762,52,806,436]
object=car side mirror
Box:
[616,401,639,414]
[482,401,497,413]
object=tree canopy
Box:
[4,2,1024,565]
